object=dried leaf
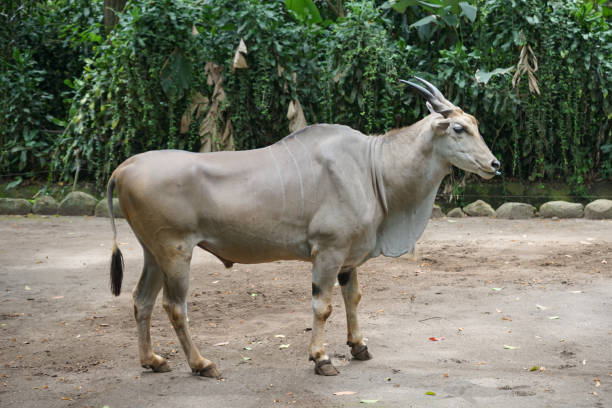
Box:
[286,98,307,133]
[333,391,356,396]
[428,337,445,341]
[214,341,229,346]
[232,39,248,72]
[232,51,248,71]
[237,38,247,54]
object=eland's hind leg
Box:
[157,243,220,378]
[339,267,372,360]
[133,245,169,372]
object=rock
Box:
[32,195,59,215]
[447,207,466,218]
[0,198,32,215]
[58,191,98,216]
[95,198,124,218]
[431,204,444,218]
[495,202,535,219]
[463,199,496,217]
[584,199,612,219]
[539,201,583,218]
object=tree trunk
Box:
[104,0,127,33]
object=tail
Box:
[108,175,124,296]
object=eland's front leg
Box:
[339,267,372,360]
[309,250,345,376]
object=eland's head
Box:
[401,77,500,180]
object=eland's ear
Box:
[433,117,451,134]
[425,101,435,114]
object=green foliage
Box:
[0,48,54,174]
[285,0,323,24]
[473,0,612,186]
[318,1,407,132]
[2,0,610,194]
[0,0,103,176]
[200,0,319,149]
[54,0,210,185]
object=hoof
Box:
[349,344,372,361]
[314,359,339,376]
[193,363,221,379]
[143,360,171,373]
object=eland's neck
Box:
[379,117,450,212]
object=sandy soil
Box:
[0,215,610,408]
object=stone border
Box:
[0,193,611,220]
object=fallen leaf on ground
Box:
[491,287,502,291]
[536,304,547,310]
[241,355,251,361]
[529,366,540,371]
[214,341,229,346]
[51,296,64,300]
[504,345,519,349]
[24,285,31,291]
[274,334,286,338]
[243,346,252,350]
[548,316,560,320]
[279,344,290,349]
[333,391,356,396]
[425,391,436,396]
[360,400,378,404]
[429,337,445,341]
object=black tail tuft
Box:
[110,245,124,296]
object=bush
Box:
[2,0,610,193]
[0,0,103,180]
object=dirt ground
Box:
[0,215,610,408]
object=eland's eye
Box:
[453,124,465,133]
